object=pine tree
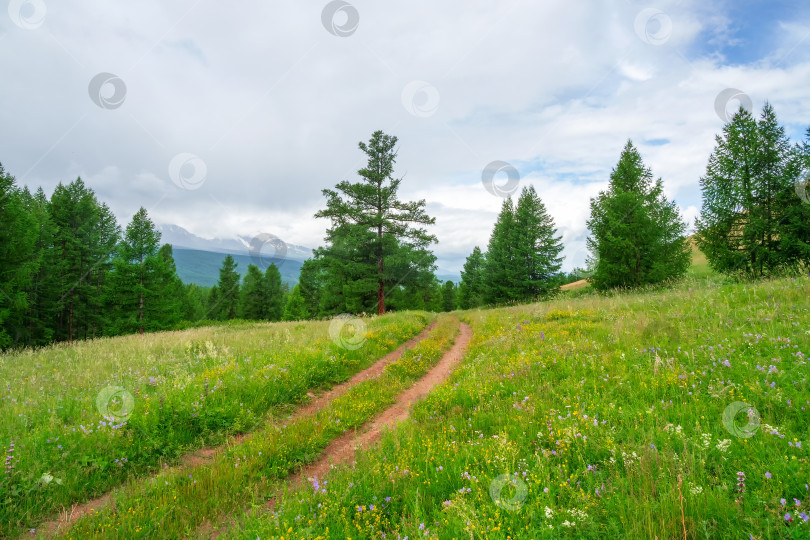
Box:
[512,186,564,298]
[587,140,690,290]
[696,104,810,276]
[239,264,267,320]
[282,285,309,321]
[458,246,486,309]
[216,255,241,320]
[315,131,437,315]
[264,263,284,321]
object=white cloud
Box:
[2,0,809,275]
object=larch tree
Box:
[696,104,810,276]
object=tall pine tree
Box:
[315,131,437,314]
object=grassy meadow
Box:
[0,312,432,537]
[232,275,809,539]
[2,258,809,539]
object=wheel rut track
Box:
[256,321,473,519]
[33,320,439,539]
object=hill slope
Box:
[172,247,302,287]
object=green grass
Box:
[64,314,461,538]
[232,276,810,539]
[0,312,432,537]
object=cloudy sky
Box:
[2,0,809,274]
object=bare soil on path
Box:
[34,321,438,539]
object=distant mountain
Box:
[171,248,302,288]
[158,223,461,287]
[157,224,313,261]
[157,224,310,287]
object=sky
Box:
[2,0,809,274]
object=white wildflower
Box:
[716,439,732,453]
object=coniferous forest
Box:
[1,105,809,350]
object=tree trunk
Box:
[377,224,384,315]
[68,293,74,345]
[139,260,144,335]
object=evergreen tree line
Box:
[3,105,806,347]
[458,141,690,308]
[0,175,187,349]
[458,101,810,307]
[0,141,459,349]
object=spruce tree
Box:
[216,255,241,320]
[239,264,267,320]
[154,244,184,329]
[586,140,690,290]
[264,263,284,321]
[182,283,207,322]
[483,198,519,304]
[458,246,486,309]
[513,185,564,298]
[441,280,457,312]
[282,285,309,321]
[22,187,58,346]
[109,208,166,335]
[297,259,322,318]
